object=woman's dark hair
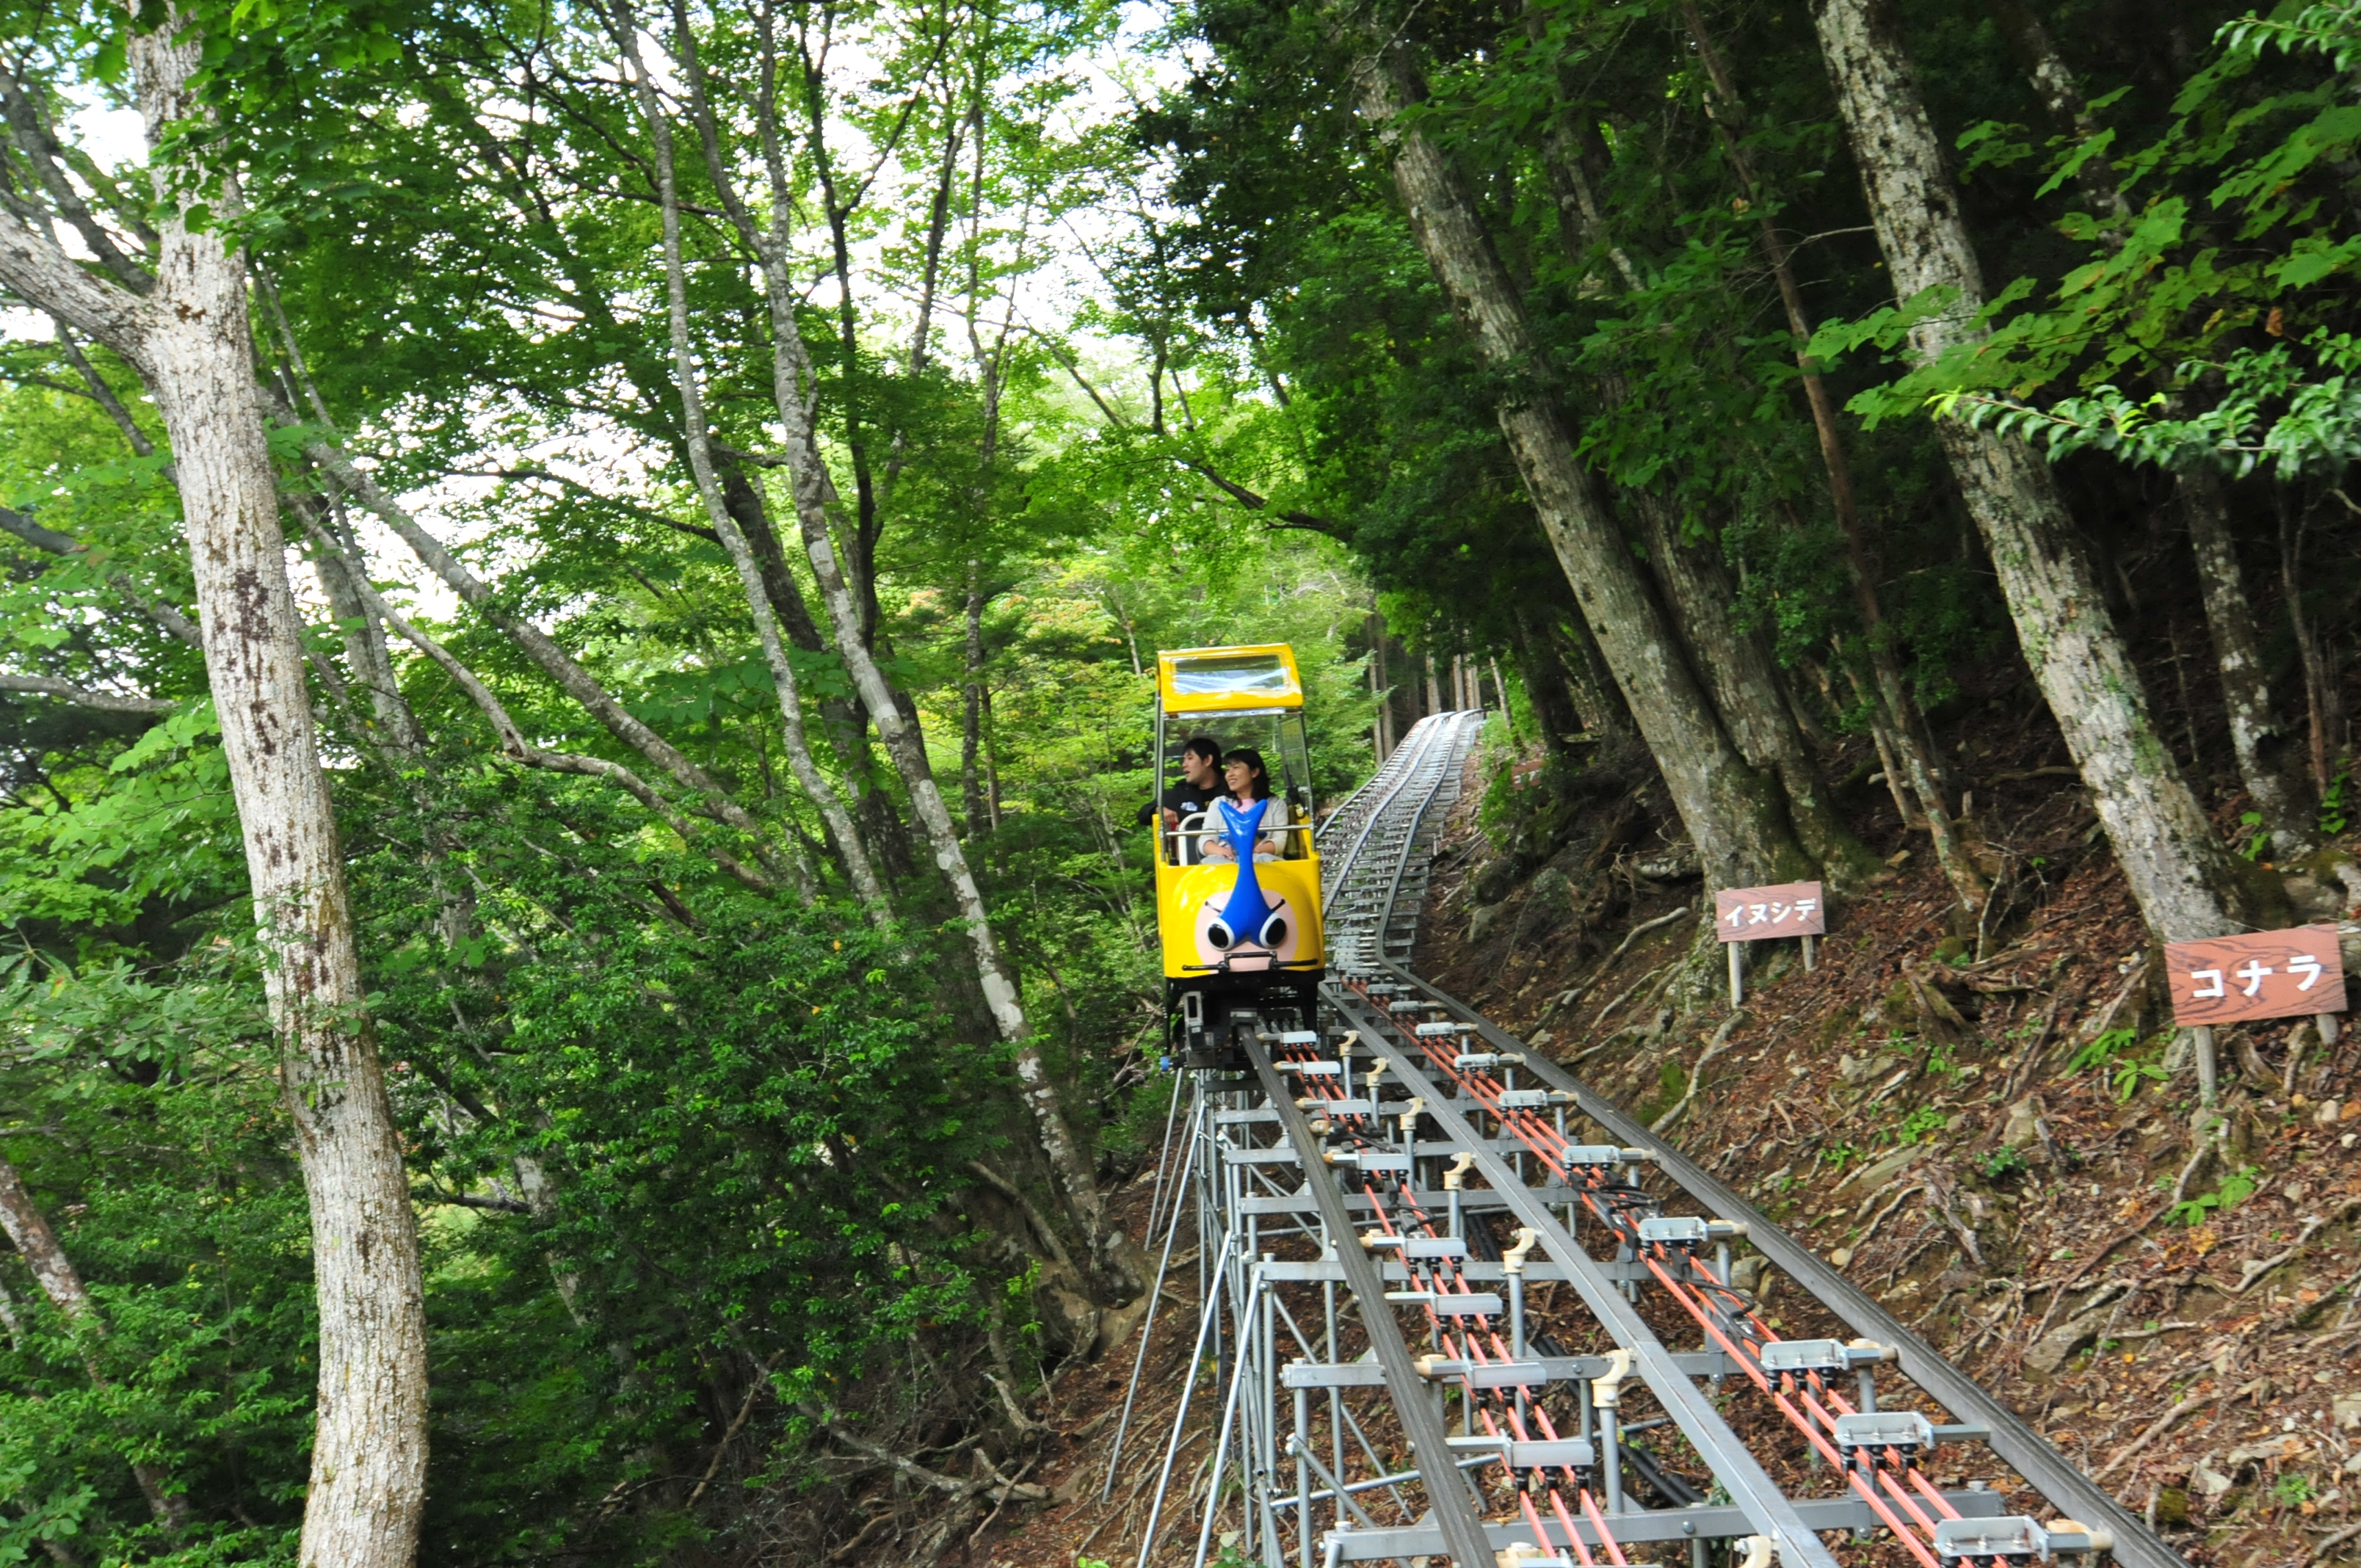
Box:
[1183,735,1222,768]
[1223,747,1272,799]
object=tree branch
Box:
[0,503,82,556]
[1178,460,1346,537]
[293,510,775,893]
[51,318,156,457]
[1026,330,1343,536]
[0,506,202,646]
[0,203,153,367]
[965,1159,1073,1268]
[0,58,156,297]
[0,673,175,713]
[806,1408,1051,1503]
[295,432,797,883]
[455,465,719,543]
[412,1188,532,1215]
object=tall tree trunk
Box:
[1810,0,2264,941]
[0,16,434,1564]
[1682,1,1985,912]
[2183,468,2313,848]
[0,1155,186,1527]
[2277,489,2345,797]
[614,8,889,920]
[1523,18,1858,878]
[1339,22,1811,890]
[1981,0,2131,231]
[1509,608,1586,756]
[1634,498,1874,882]
[963,560,989,836]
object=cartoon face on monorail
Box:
[1188,797,1307,969]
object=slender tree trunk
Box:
[2277,490,2343,796]
[963,560,989,836]
[305,502,422,760]
[1340,23,1810,889]
[1981,0,2132,230]
[291,490,484,952]
[984,682,1004,832]
[1810,0,2262,940]
[1633,497,1874,882]
[0,1155,186,1526]
[2183,468,2312,847]
[716,460,909,880]
[1849,659,1926,829]
[768,328,1115,1255]
[614,6,888,920]
[1680,1,1982,911]
[718,17,1125,1278]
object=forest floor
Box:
[970,728,2361,1568]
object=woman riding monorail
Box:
[1200,747,1286,863]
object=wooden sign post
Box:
[1713,882,1827,1007]
[2164,926,2348,1106]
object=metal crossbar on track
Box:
[1125,714,2173,1568]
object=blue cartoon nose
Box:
[1214,799,1277,945]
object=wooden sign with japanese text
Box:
[1714,882,1826,943]
[2165,926,2347,1027]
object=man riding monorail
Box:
[1137,733,1224,830]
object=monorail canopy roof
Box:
[1157,645,1303,715]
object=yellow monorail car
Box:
[1151,645,1326,1064]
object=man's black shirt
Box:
[1136,779,1219,826]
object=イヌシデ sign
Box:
[2165,926,2348,1028]
[1714,882,1826,943]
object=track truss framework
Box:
[1114,714,2173,1568]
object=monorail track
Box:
[1117,714,2177,1568]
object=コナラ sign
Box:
[2164,926,2347,1028]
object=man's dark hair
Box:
[1183,735,1222,767]
[1223,747,1272,799]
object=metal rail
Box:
[1128,710,2166,1568]
[1242,1030,1495,1568]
